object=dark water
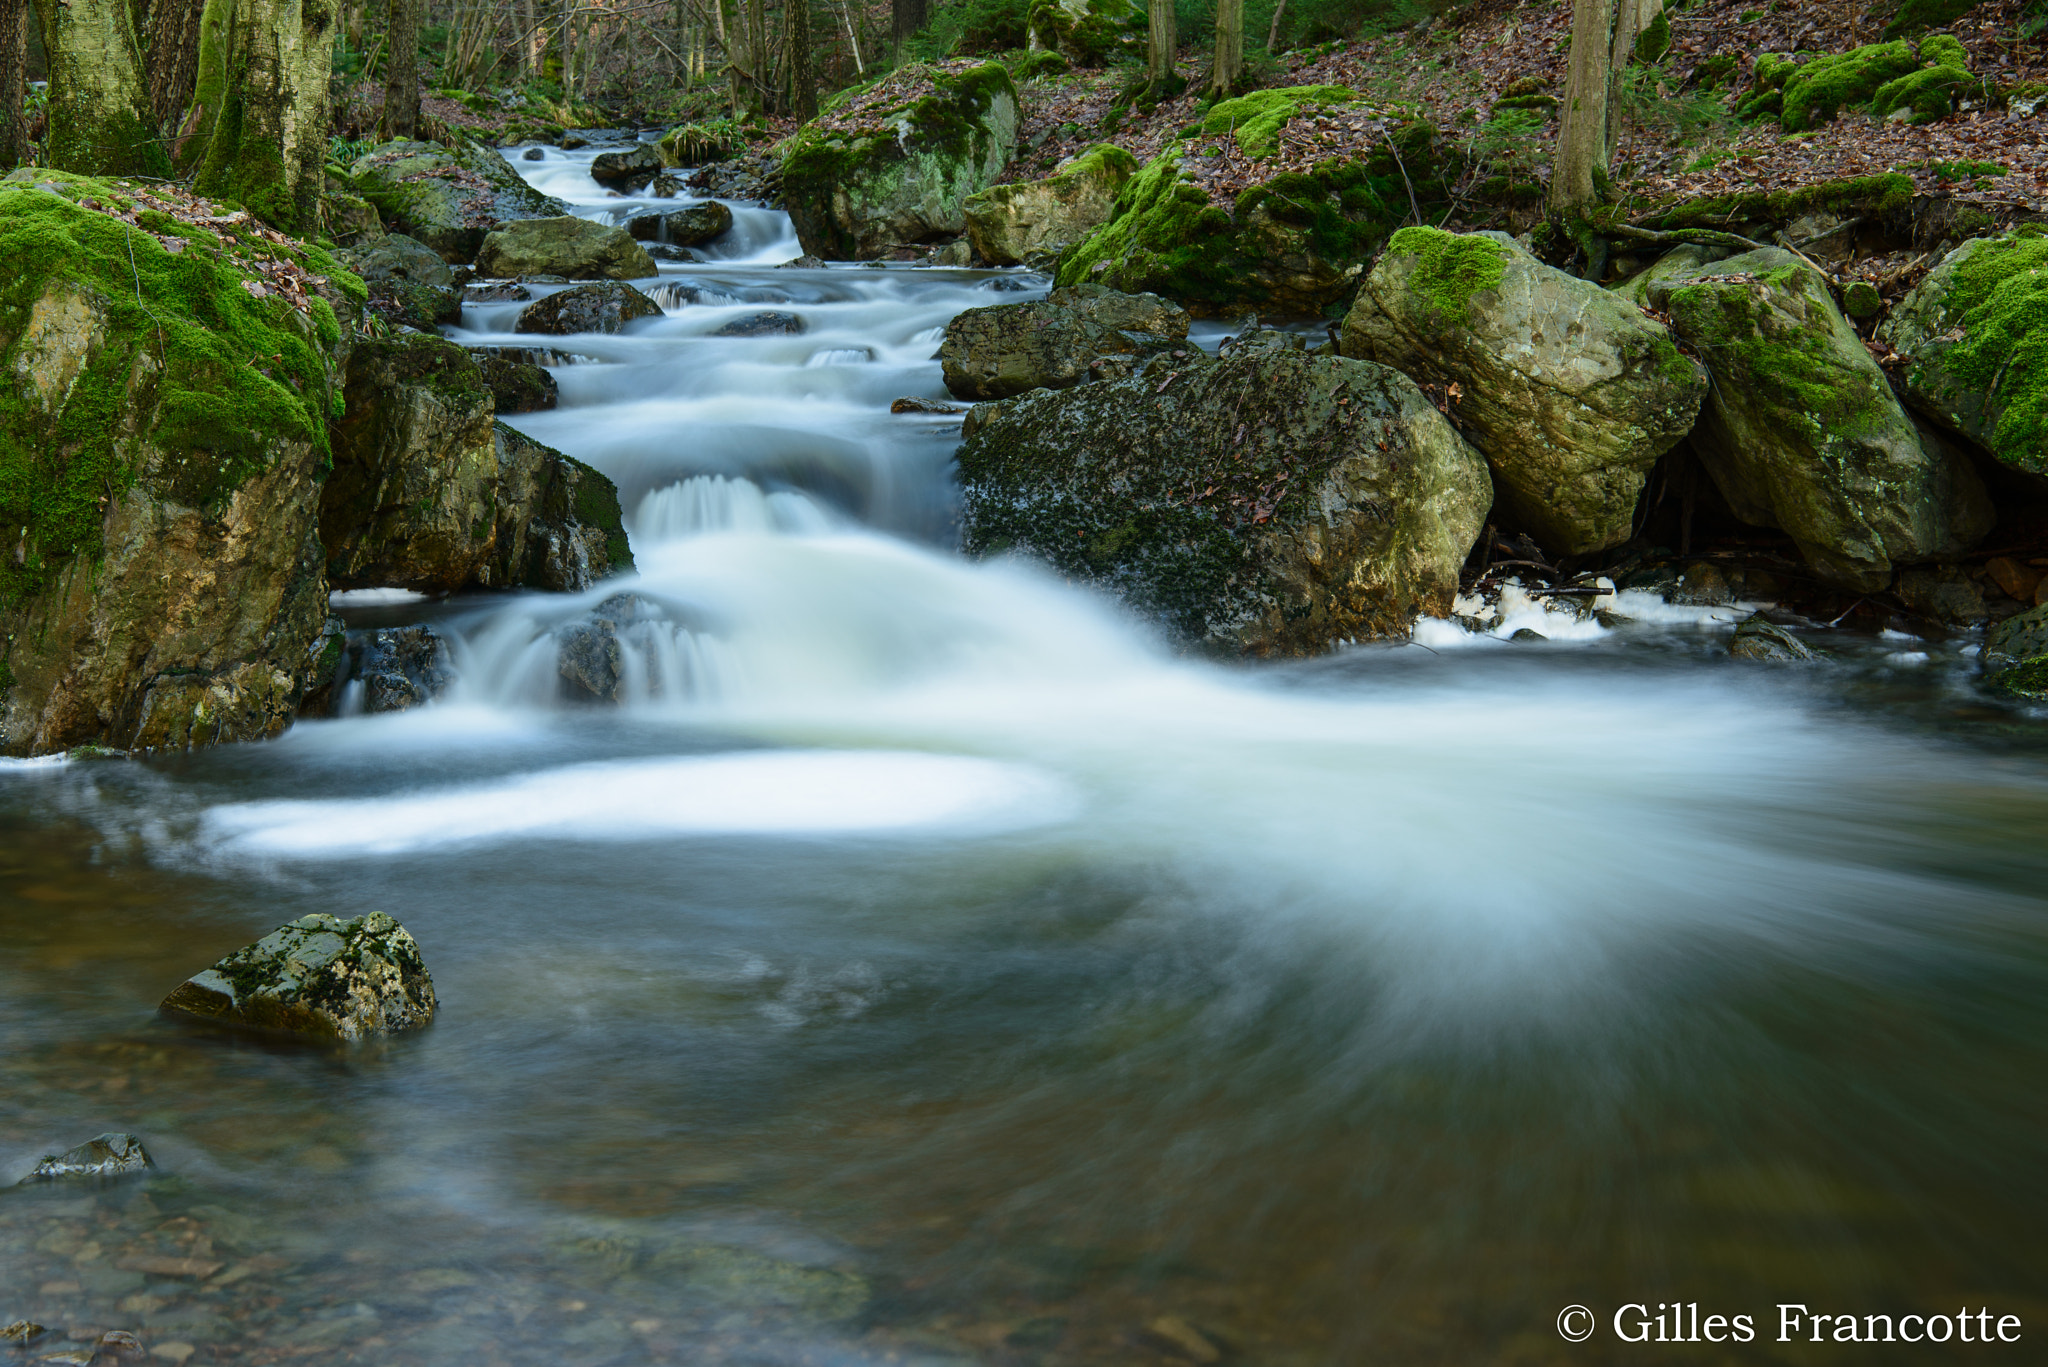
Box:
[3,149,2046,1366]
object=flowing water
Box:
[3,148,2047,1366]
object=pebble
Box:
[150,1347,195,1365]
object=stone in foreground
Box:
[161,913,437,1041]
[958,346,1491,655]
[962,143,1136,266]
[16,1133,155,1184]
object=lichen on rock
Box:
[350,138,570,263]
[476,216,658,281]
[160,912,438,1042]
[963,142,1136,266]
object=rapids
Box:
[1,144,2044,1367]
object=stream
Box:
[2,146,2046,1366]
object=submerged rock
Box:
[1343,228,1707,556]
[712,310,804,337]
[1651,248,1992,590]
[962,143,1137,266]
[958,348,1491,655]
[515,281,663,335]
[1881,233,2048,475]
[1728,614,1817,662]
[16,1133,154,1184]
[939,282,1189,400]
[476,216,657,281]
[350,138,569,262]
[780,63,1019,260]
[161,912,436,1041]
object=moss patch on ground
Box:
[1638,173,1916,231]
[1780,41,1922,132]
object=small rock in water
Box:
[514,281,662,336]
[159,912,437,1041]
[777,254,825,269]
[93,1330,147,1363]
[16,1134,154,1185]
[711,311,803,338]
[347,625,452,714]
[464,280,533,303]
[522,147,545,160]
[1728,614,1817,663]
[1509,628,1548,642]
[890,397,964,415]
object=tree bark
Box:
[785,0,813,117]
[382,0,419,133]
[142,0,204,139]
[33,0,169,173]
[1549,0,1614,214]
[1146,0,1174,90]
[0,0,28,167]
[890,0,921,57]
[1207,0,1241,99]
[1603,0,1646,166]
[193,0,337,231]
[1265,0,1286,54]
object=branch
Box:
[1605,223,1768,252]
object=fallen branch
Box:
[1606,224,1769,253]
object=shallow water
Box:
[3,151,2047,1366]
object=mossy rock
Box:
[0,174,356,756]
[963,142,1137,265]
[160,912,438,1042]
[1344,228,1707,556]
[1651,248,1992,589]
[339,233,462,328]
[1027,0,1141,67]
[1197,86,1367,158]
[1883,0,1982,39]
[780,63,1020,260]
[957,348,1491,655]
[1780,41,1923,131]
[1880,233,2048,475]
[939,282,1189,399]
[476,216,657,280]
[350,138,570,263]
[1639,173,1915,234]
[1983,603,2048,699]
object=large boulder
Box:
[963,143,1137,266]
[1880,233,2048,475]
[160,912,437,1041]
[475,215,657,280]
[350,138,570,263]
[515,281,663,334]
[338,232,460,329]
[1983,603,2048,699]
[628,201,733,247]
[780,62,1019,260]
[1027,0,1138,65]
[1651,248,1992,589]
[958,345,1491,655]
[1343,227,1707,555]
[323,336,632,592]
[0,175,356,756]
[589,143,665,191]
[940,282,1189,399]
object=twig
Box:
[1381,128,1422,227]
[1608,223,1768,253]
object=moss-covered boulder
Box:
[1879,233,2048,474]
[1869,34,1976,123]
[780,62,1020,260]
[476,216,657,280]
[963,143,1137,266]
[338,232,461,329]
[658,120,746,167]
[476,353,558,412]
[1982,603,2048,699]
[1027,0,1139,66]
[160,912,437,1042]
[1780,41,1923,131]
[350,138,569,263]
[1055,111,1429,315]
[1651,248,1992,589]
[323,335,631,593]
[958,347,1491,655]
[0,175,360,756]
[1343,228,1706,556]
[514,281,663,334]
[940,282,1190,399]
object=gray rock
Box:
[1983,603,2048,699]
[710,310,804,337]
[557,618,623,702]
[1343,228,1707,556]
[1728,615,1816,662]
[628,201,733,246]
[160,912,437,1041]
[1651,248,1993,590]
[476,354,558,413]
[964,143,1136,266]
[337,233,460,329]
[1896,563,1987,623]
[958,348,1491,655]
[350,138,570,262]
[589,143,664,191]
[940,283,1190,400]
[515,281,663,335]
[476,216,657,281]
[16,1134,154,1184]
[345,626,453,713]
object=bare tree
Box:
[384,0,422,135]
[891,0,922,59]
[1551,0,1630,214]
[786,0,813,116]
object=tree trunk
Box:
[785,0,813,117]
[192,0,337,231]
[746,0,765,110]
[142,0,204,139]
[1265,0,1285,53]
[1207,0,1240,99]
[382,0,420,135]
[1549,0,1614,214]
[1603,0,1645,166]
[32,0,169,173]
[1146,0,1174,89]
[0,0,28,167]
[890,0,921,57]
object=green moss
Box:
[1635,8,1672,62]
[1918,33,1970,69]
[1642,173,1915,232]
[1198,85,1365,158]
[1884,0,1981,38]
[1780,41,1921,131]
[1935,236,2048,472]
[1989,654,2048,699]
[1869,64,1974,121]
[0,182,345,610]
[1028,0,1137,65]
[1384,226,1509,329]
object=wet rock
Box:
[1729,614,1816,662]
[781,62,1019,260]
[320,181,385,248]
[644,243,702,263]
[777,254,826,269]
[556,619,623,703]
[711,310,804,337]
[1668,562,1734,607]
[1344,228,1707,556]
[159,912,437,1041]
[1,1321,48,1347]
[522,146,545,160]
[350,138,569,262]
[628,201,733,246]
[1896,563,1987,623]
[959,349,1491,655]
[16,1134,154,1184]
[464,280,532,303]
[344,625,453,712]
[963,143,1136,266]
[490,425,634,591]
[1651,248,1992,590]
[476,216,656,282]
[1509,627,1548,642]
[338,233,459,328]
[515,281,663,335]
[476,354,558,413]
[589,143,664,192]
[1982,603,2048,698]
[891,396,964,414]
[940,283,1189,400]
[91,1330,147,1363]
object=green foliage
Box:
[1883,0,1981,38]
[1869,64,1974,123]
[1642,173,1915,231]
[1028,0,1142,65]
[1779,41,1920,131]
[1381,226,1507,328]
[900,0,1031,60]
[0,181,345,608]
[1936,236,2048,472]
[1198,85,1364,157]
[1635,9,1671,63]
